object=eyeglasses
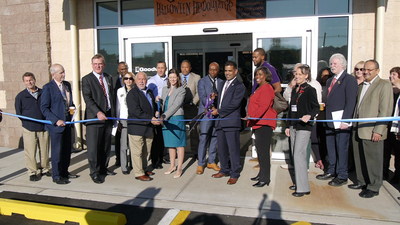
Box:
[354,68,364,72]
[123,77,134,81]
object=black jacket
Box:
[15,88,46,131]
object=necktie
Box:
[223,80,230,95]
[99,75,109,109]
[328,78,337,94]
[183,76,187,88]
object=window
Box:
[318,17,349,69]
[131,42,167,76]
[96,1,118,26]
[266,0,314,18]
[121,0,154,25]
[97,29,119,75]
[317,0,350,15]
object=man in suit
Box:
[113,62,129,167]
[126,72,160,181]
[316,53,358,187]
[350,59,393,198]
[41,64,79,184]
[196,62,222,175]
[180,60,201,157]
[147,61,168,169]
[15,72,49,182]
[82,54,116,184]
[211,61,246,185]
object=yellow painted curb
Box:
[170,210,190,225]
[291,221,312,225]
[0,198,127,225]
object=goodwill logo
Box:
[135,66,157,73]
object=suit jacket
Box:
[216,77,246,131]
[354,76,393,140]
[82,72,115,124]
[197,75,222,115]
[180,72,201,105]
[325,71,358,129]
[126,86,157,137]
[112,74,123,102]
[41,80,74,133]
[160,86,185,119]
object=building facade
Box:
[0,0,399,149]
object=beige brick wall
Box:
[0,0,51,147]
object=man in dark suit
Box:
[196,62,222,175]
[211,61,245,185]
[350,59,393,198]
[82,54,116,184]
[316,53,358,186]
[41,64,79,184]
[112,62,128,167]
[126,72,160,181]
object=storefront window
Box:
[131,42,167,77]
[318,17,349,71]
[317,0,350,15]
[266,0,314,18]
[121,0,154,25]
[96,1,118,26]
[97,29,119,75]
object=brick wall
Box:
[0,0,51,147]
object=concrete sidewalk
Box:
[0,146,399,225]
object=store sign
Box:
[154,0,236,24]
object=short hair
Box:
[91,54,105,64]
[22,72,36,81]
[49,64,64,75]
[297,64,311,82]
[225,61,238,70]
[329,53,347,68]
[157,61,167,67]
[254,66,272,83]
[209,62,219,69]
[390,67,400,78]
[365,59,380,69]
[135,71,147,80]
[118,61,127,66]
[167,68,182,88]
[180,60,191,67]
[254,48,266,56]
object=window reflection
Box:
[122,0,154,25]
[317,0,349,15]
[132,43,166,76]
[97,29,119,75]
[97,1,118,26]
[266,0,314,18]
[318,17,349,68]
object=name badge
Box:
[291,105,297,112]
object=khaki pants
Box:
[128,135,153,177]
[22,128,50,175]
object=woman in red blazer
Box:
[247,67,277,187]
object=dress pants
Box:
[119,120,130,172]
[197,119,217,166]
[129,135,153,177]
[254,126,273,183]
[290,127,311,193]
[22,128,49,175]
[86,121,113,177]
[325,128,351,179]
[216,129,241,178]
[49,126,72,179]
[352,130,384,192]
[150,125,164,166]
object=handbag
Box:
[273,92,288,114]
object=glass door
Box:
[124,37,172,77]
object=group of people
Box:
[8,50,400,200]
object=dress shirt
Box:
[93,71,111,111]
[147,74,168,97]
[27,87,39,99]
[219,77,236,108]
[358,75,378,108]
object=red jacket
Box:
[247,83,277,130]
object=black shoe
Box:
[316,173,335,180]
[359,189,379,198]
[91,175,104,184]
[42,171,51,177]
[292,191,310,197]
[106,170,117,176]
[250,176,259,181]
[154,164,163,169]
[348,183,366,190]
[328,177,347,187]
[53,177,70,185]
[122,171,130,175]
[253,181,269,187]
[289,185,296,190]
[29,174,41,182]
[67,173,80,179]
